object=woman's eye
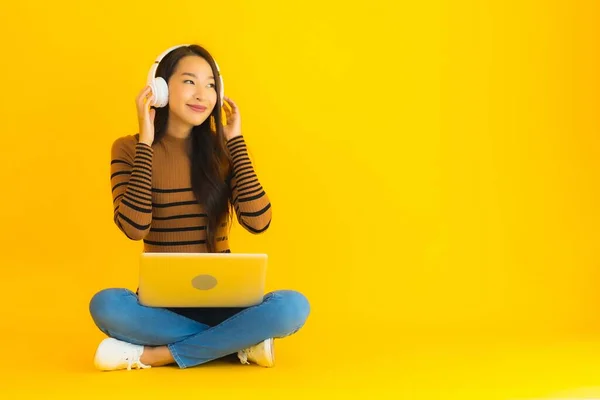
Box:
[207,83,215,88]
[184,80,195,84]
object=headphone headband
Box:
[146,44,190,84]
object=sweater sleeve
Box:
[110,136,153,240]
[226,135,272,234]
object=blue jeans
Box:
[89,288,310,368]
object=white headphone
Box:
[147,44,225,108]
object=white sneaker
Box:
[94,338,151,371]
[237,338,275,367]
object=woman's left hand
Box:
[222,96,242,141]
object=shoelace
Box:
[123,349,150,370]
[238,348,251,365]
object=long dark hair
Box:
[152,44,233,252]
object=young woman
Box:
[89,44,310,371]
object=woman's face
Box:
[167,55,218,127]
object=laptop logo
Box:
[191,274,218,290]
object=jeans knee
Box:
[89,288,134,330]
[267,290,310,336]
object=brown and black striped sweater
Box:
[110,134,271,253]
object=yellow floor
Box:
[2,265,600,399]
[3,315,600,399]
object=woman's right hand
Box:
[136,85,156,146]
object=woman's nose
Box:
[195,86,210,101]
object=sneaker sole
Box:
[263,338,275,367]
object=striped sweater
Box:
[110,133,272,253]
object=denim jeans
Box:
[89,288,310,368]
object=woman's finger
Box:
[222,97,231,110]
[222,101,231,116]
[137,86,152,106]
[139,86,151,97]
[224,96,238,111]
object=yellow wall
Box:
[1,0,599,349]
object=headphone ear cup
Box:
[219,76,224,104]
[152,77,169,108]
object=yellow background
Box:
[1,0,600,398]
